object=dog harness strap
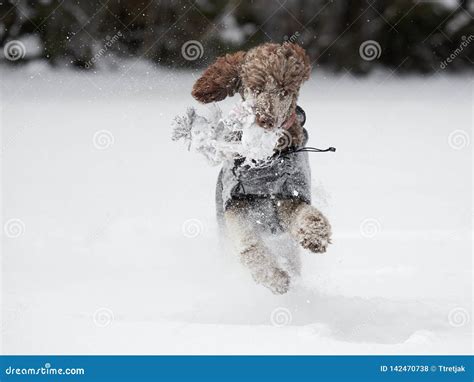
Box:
[293,146,336,153]
[282,112,297,130]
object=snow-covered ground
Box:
[0,62,472,354]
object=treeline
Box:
[0,0,472,73]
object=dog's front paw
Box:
[252,265,290,294]
[294,210,332,254]
[265,268,290,295]
[240,245,291,294]
[300,232,330,253]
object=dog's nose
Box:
[256,114,274,129]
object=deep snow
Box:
[0,62,472,354]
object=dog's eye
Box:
[254,89,261,95]
[280,90,288,98]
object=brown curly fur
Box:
[239,43,311,96]
[191,43,332,295]
[192,42,311,146]
[192,51,246,103]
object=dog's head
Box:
[192,42,311,131]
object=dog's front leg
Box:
[277,199,332,253]
[225,202,290,294]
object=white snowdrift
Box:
[0,62,471,355]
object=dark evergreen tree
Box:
[0,0,472,73]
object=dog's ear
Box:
[282,42,312,82]
[192,51,246,103]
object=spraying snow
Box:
[172,100,284,167]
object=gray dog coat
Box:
[215,121,312,232]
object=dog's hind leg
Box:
[277,199,332,254]
[225,201,290,294]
